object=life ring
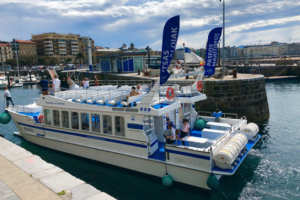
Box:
[197,81,203,91]
[38,115,44,123]
[166,87,175,100]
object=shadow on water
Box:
[1,80,300,200]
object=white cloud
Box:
[0,0,300,49]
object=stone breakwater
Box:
[196,75,269,122]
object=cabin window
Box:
[103,115,112,135]
[62,111,69,128]
[71,112,79,129]
[53,110,60,127]
[44,109,51,125]
[92,114,100,133]
[115,116,125,137]
[81,113,90,131]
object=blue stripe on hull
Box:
[19,123,147,148]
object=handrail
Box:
[198,111,212,116]
[222,113,238,119]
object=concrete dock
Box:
[0,137,115,200]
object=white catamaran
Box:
[5,70,260,191]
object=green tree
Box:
[5,59,17,66]
[49,57,60,66]
[38,58,46,65]
[65,58,72,64]
[76,53,85,64]
[19,57,34,66]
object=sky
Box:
[0,0,300,50]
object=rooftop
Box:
[16,40,36,44]
[0,43,10,47]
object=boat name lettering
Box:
[45,102,65,105]
[24,127,33,132]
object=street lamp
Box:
[220,0,225,78]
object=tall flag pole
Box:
[183,43,186,70]
[204,27,222,76]
[160,15,180,85]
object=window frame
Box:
[52,110,60,127]
[80,112,90,132]
[114,116,125,137]
[71,111,79,130]
[44,109,52,126]
[91,113,101,134]
[61,110,70,129]
[102,115,113,135]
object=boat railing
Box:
[210,129,231,151]
[222,113,238,119]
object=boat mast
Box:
[14,39,20,77]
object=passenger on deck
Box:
[125,86,139,101]
[82,78,89,89]
[181,119,190,146]
[49,84,54,95]
[39,77,49,95]
[213,109,223,122]
[61,78,68,91]
[136,84,143,94]
[52,75,60,93]
[67,77,76,89]
[175,129,182,141]
[163,124,176,144]
[166,113,170,124]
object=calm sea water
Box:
[1,81,300,200]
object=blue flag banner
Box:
[204,27,222,76]
[160,15,180,85]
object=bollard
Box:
[252,69,257,74]
[233,69,237,78]
[138,69,140,75]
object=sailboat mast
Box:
[15,39,20,77]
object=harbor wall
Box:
[226,65,300,77]
[196,76,269,122]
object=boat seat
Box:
[121,92,147,106]
[75,91,98,102]
[96,91,126,104]
[108,93,129,105]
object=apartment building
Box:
[11,39,37,62]
[0,42,13,63]
[31,33,80,63]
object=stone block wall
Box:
[196,76,269,122]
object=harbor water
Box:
[1,81,300,200]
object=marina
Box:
[0,79,299,199]
[1,0,300,199]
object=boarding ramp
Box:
[47,68,58,80]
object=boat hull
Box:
[9,111,215,191]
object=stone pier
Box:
[0,137,115,200]
[197,74,269,122]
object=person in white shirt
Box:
[136,84,143,95]
[163,124,176,144]
[52,75,61,93]
[82,78,89,89]
[4,87,14,107]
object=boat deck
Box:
[148,129,202,161]
[212,135,261,175]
